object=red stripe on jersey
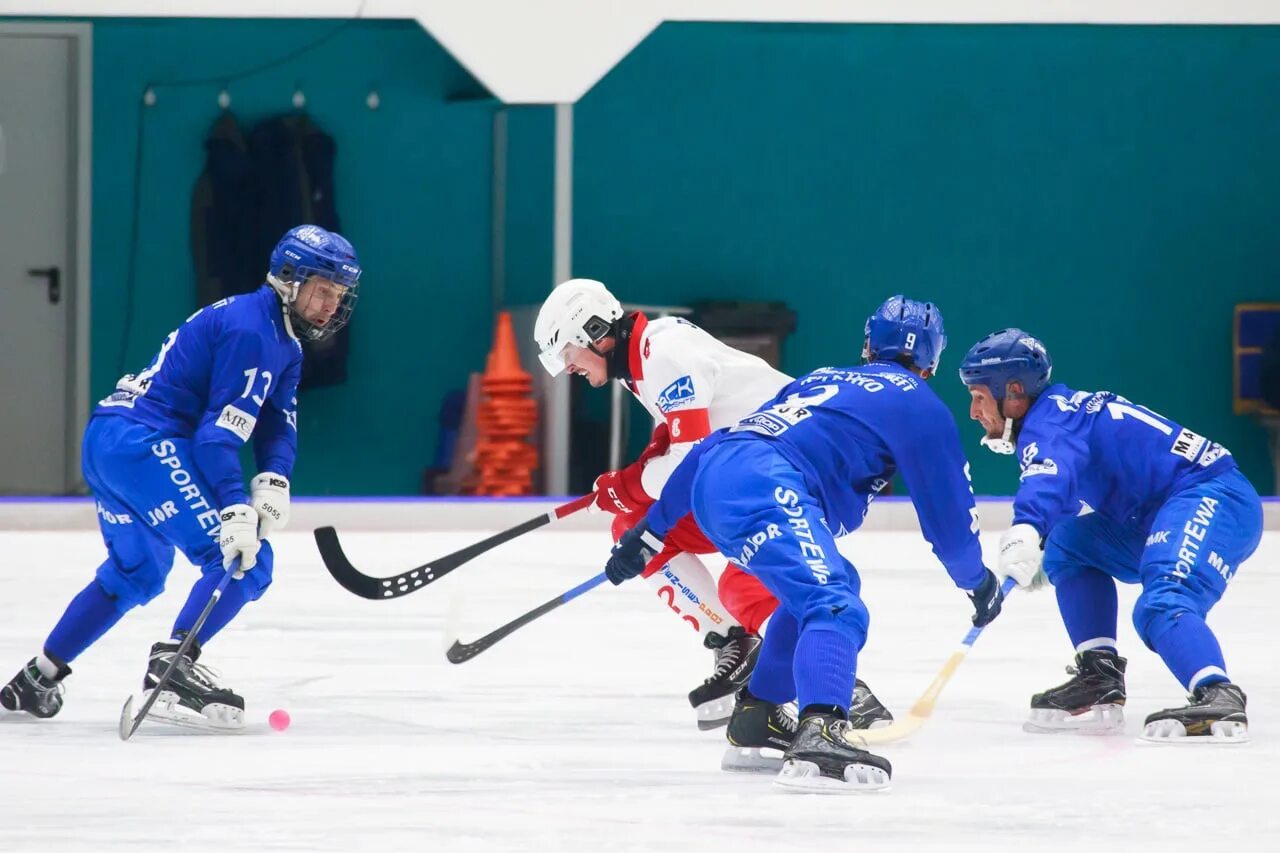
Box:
[627,312,649,382]
[666,408,711,443]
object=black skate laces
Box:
[153,650,224,692]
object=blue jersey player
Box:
[959,329,1261,743]
[0,225,361,731]
[606,297,1004,793]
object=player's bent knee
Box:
[1132,584,1198,650]
[798,592,869,647]
[205,540,276,600]
[94,559,169,609]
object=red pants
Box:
[611,512,779,633]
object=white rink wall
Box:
[3,496,1279,533]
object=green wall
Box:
[85,18,495,495]
[571,23,1280,495]
[43,19,1280,495]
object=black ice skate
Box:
[1024,648,1127,735]
[849,678,893,730]
[722,689,798,773]
[0,656,70,719]
[141,639,245,730]
[1141,682,1249,744]
[689,626,762,730]
[775,713,892,793]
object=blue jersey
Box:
[651,362,986,589]
[1011,384,1236,537]
[95,285,303,507]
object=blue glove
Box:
[605,519,664,585]
[966,568,1004,628]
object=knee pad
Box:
[798,589,870,651]
[203,541,276,601]
[1133,582,1197,650]
[1042,539,1085,587]
[94,548,173,609]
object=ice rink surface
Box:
[1,526,1276,852]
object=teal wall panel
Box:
[574,23,1280,495]
[24,18,1274,494]
[83,18,495,494]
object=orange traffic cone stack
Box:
[473,311,539,496]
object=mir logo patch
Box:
[656,375,696,413]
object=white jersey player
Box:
[535,279,791,728]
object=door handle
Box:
[26,266,60,305]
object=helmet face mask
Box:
[534,279,624,377]
[268,225,362,342]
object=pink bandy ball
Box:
[268,709,291,732]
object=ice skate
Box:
[849,678,893,730]
[1024,649,1126,735]
[774,713,892,793]
[1141,682,1248,744]
[0,656,70,719]
[689,626,761,730]
[139,639,245,731]
[721,689,798,773]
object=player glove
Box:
[998,523,1045,589]
[605,519,664,585]
[218,504,261,577]
[592,424,670,515]
[966,568,1004,627]
[592,466,650,515]
[250,472,291,539]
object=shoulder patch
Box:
[656,375,697,413]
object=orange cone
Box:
[472,311,539,496]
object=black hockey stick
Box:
[314,493,595,600]
[446,572,608,663]
[119,558,239,741]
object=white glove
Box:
[218,504,261,576]
[998,523,1045,589]
[250,472,291,539]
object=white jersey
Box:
[622,314,792,499]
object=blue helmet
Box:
[267,225,362,341]
[958,328,1053,401]
[862,295,947,373]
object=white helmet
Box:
[533,279,624,376]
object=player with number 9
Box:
[960,329,1262,743]
[605,296,1002,792]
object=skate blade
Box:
[1138,719,1249,745]
[140,691,246,733]
[1023,704,1125,735]
[695,695,734,731]
[773,759,890,794]
[721,746,786,773]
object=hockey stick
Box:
[118,558,240,741]
[314,493,595,600]
[446,572,608,663]
[858,577,1017,745]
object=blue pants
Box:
[42,417,274,663]
[691,439,868,712]
[1042,468,1261,690]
